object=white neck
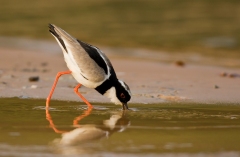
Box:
[104,87,122,105]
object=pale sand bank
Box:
[0,39,240,104]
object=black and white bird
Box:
[46,24,131,110]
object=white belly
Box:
[63,52,104,88]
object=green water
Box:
[0,98,240,157]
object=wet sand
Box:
[0,39,240,104]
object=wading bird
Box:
[46,24,131,110]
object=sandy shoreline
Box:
[0,39,240,104]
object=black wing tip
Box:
[77,39,98,50]
[48,23,54,28]
[77,39,87,46]
[48,23,55,34]
[48,23,68,53]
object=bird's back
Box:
[49,24,110,87]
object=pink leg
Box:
[46,71,72,108]
[74,84,93,108]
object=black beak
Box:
[122,103,129,110]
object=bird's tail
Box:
[48,24,77,53]
[48,24,69,52]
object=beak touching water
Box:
[122,103,129,110]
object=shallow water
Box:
[0,98,240,157]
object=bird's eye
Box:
[120,93,125,99]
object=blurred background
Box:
[1,0,240,66]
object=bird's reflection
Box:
[46,107,130,154]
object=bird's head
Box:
[104,80,131,110]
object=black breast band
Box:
[95,79,113,95]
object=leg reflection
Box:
[46,106,93,133]
[50,110,130,153]
[73,107,93,127]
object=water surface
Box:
[0,98,240,157]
